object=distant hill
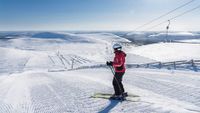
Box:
[123,31,200,45]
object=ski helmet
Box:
[113,43,122,50]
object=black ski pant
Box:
[112,72,125,95]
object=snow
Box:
[178,39,200,43]
[149,32,198,37]
[0,31,200,113]
[130,42,200,62]
[0,69,200,113]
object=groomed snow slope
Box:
[0,69,200,113]
[0,32,200,113]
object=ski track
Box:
[125,71,200,107]
[70,68,200,113]
[30,73,157,113]
[0,68,200,113]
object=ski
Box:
[91,93,140,102]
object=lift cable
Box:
[133,0,195,31]
[144,4,200,31]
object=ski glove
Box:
[106,61,113,66]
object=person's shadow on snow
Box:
[98,99,120,113]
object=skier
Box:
[106,43,127,99]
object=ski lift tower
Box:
[165,20,170,42]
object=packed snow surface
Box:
[0,69,200,113]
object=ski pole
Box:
[108,65,115,75]
[108,65,123,96]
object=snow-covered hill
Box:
[0,32,153,74]
[0,31,200,113]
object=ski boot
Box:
[110,94,125,101]
[122,92,128,97]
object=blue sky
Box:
[0,0,199,31]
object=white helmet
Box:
[113,43,122,50]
